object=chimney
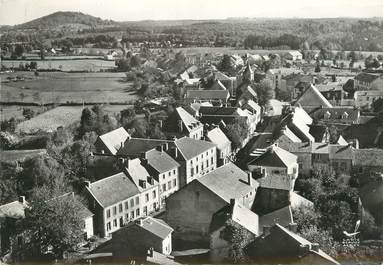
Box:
[178,120,183,133]
[18,196,26,204]
[247,171,253,186]
[300,244,311,253]
[288,222,298,233]
[159,120,163,129]
[163,142,169,151]
[263,225,271,236]
[141,152,147,160]
[147,247,154,258]
[311,243,320,252]
[156,145,164,152]
[230,198,236,206]
[84,181,91,188]
[120,141,124,149]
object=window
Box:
[136,208,140,216]
[130,199,134,207]
[168,172,171,177]
[107,222,111,231]
[119,217,123,227]
[152,190,156,199]
[143,206,147,215]
[207,160,209,167]
[206,151,208,156]
[173,169,176,175]
[113,219,117,227]
[211,157,213,164]
[113,206,117,215]
[126,213,129,221]
[131,211,135,219]
[119,203,123,213]
[162,183,167,192]
[162,174,165,180]
[201,163,204,170]
[145,193,149,202]
[125,201,129,210]
[168,181,171,190]
[196,165,199,173]
[106,209,111,218]
[173,179,177,187]
[135,197,139,205]
[191,167,194,176]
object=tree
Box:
[30,61,38,70]
[254,79,274,106]
[315,63,321,73]
[14,44,24,57]
[225,118,250,150]
[120,108,136,127]
[79,108,97,137]
[218,54,236,76]
[22,108,35,120]
[20,178,84,260]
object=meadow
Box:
[1,71,138,105]
[1,58,116,72]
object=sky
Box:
[0,0,383,25]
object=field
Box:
[1,59,116,72]
[1,71,138,105]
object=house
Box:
[95,127,131,155]
[185,90,230,105]
[239,99,262,125]
[172,137,217,187]
[112,217,173,258]
[286,74,314,100]
[264,99,290,117]
[258,205,294,228]
[294,84,333,111]
[0,196,28,255]
[117,138,173,158]
[164,107,204,139]
[144,148,180,208]
[266,68,303,94]
[205,126,232,166]
[84,172,141,237]
[308,107,360,125]
[165,162,258,241]
[354,90,383,109]
[246,224,340,265]
[247,145,299,191]
[285,51,303,61]
[354,73,383,90]
[209,200,259,262]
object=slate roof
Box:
[210,201,259,235]
[98,127,131,155]
[309,107,359,123]
[294,84,333,108]
[133,217,173,239]
[0,200,28,219]
[281,127,302,143]
[259,206,293,228]
[174,137,216,160]
[355,72,381,83]
[206,127,231,150]
[146,149,180,173]
[196,163,257,203]
[87,172,140,208]
[210,80,227,90]
[125,159,158,192]
[186,90,230,100]
[248,145,297,168]
[242,100,261,114]
[274,224,340,265]
[199,106,239,116]
[117,138,173,157]
[309,125,328,142]
[176,107,202,133]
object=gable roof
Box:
[210,201,259,236]
[127,217,173,240]
[186,90,230,100]
[199,106,240,116]
[355,72,381,83]
[145,149,180,173]
[206,127,231,150]
[98,127,131,155]
[210,80,227,90]
[309,107,359,123]
[175,107,202,133]
[86,172,140,208]
[196,162,257,203]
[125,159,158,192]
[259,206,293,228]
[174,137,216,160]
[295,84,333,108]
[0,199,28,219]
[117,138,173,157]
[248,145,297,168]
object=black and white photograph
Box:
[0,0,383,264]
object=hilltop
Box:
[14,11,118,30]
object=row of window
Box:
[106,196,140,218]
[162,178,177,193]
[161,169,177,180]
[189,150,214,165]
[190,159,215,176]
